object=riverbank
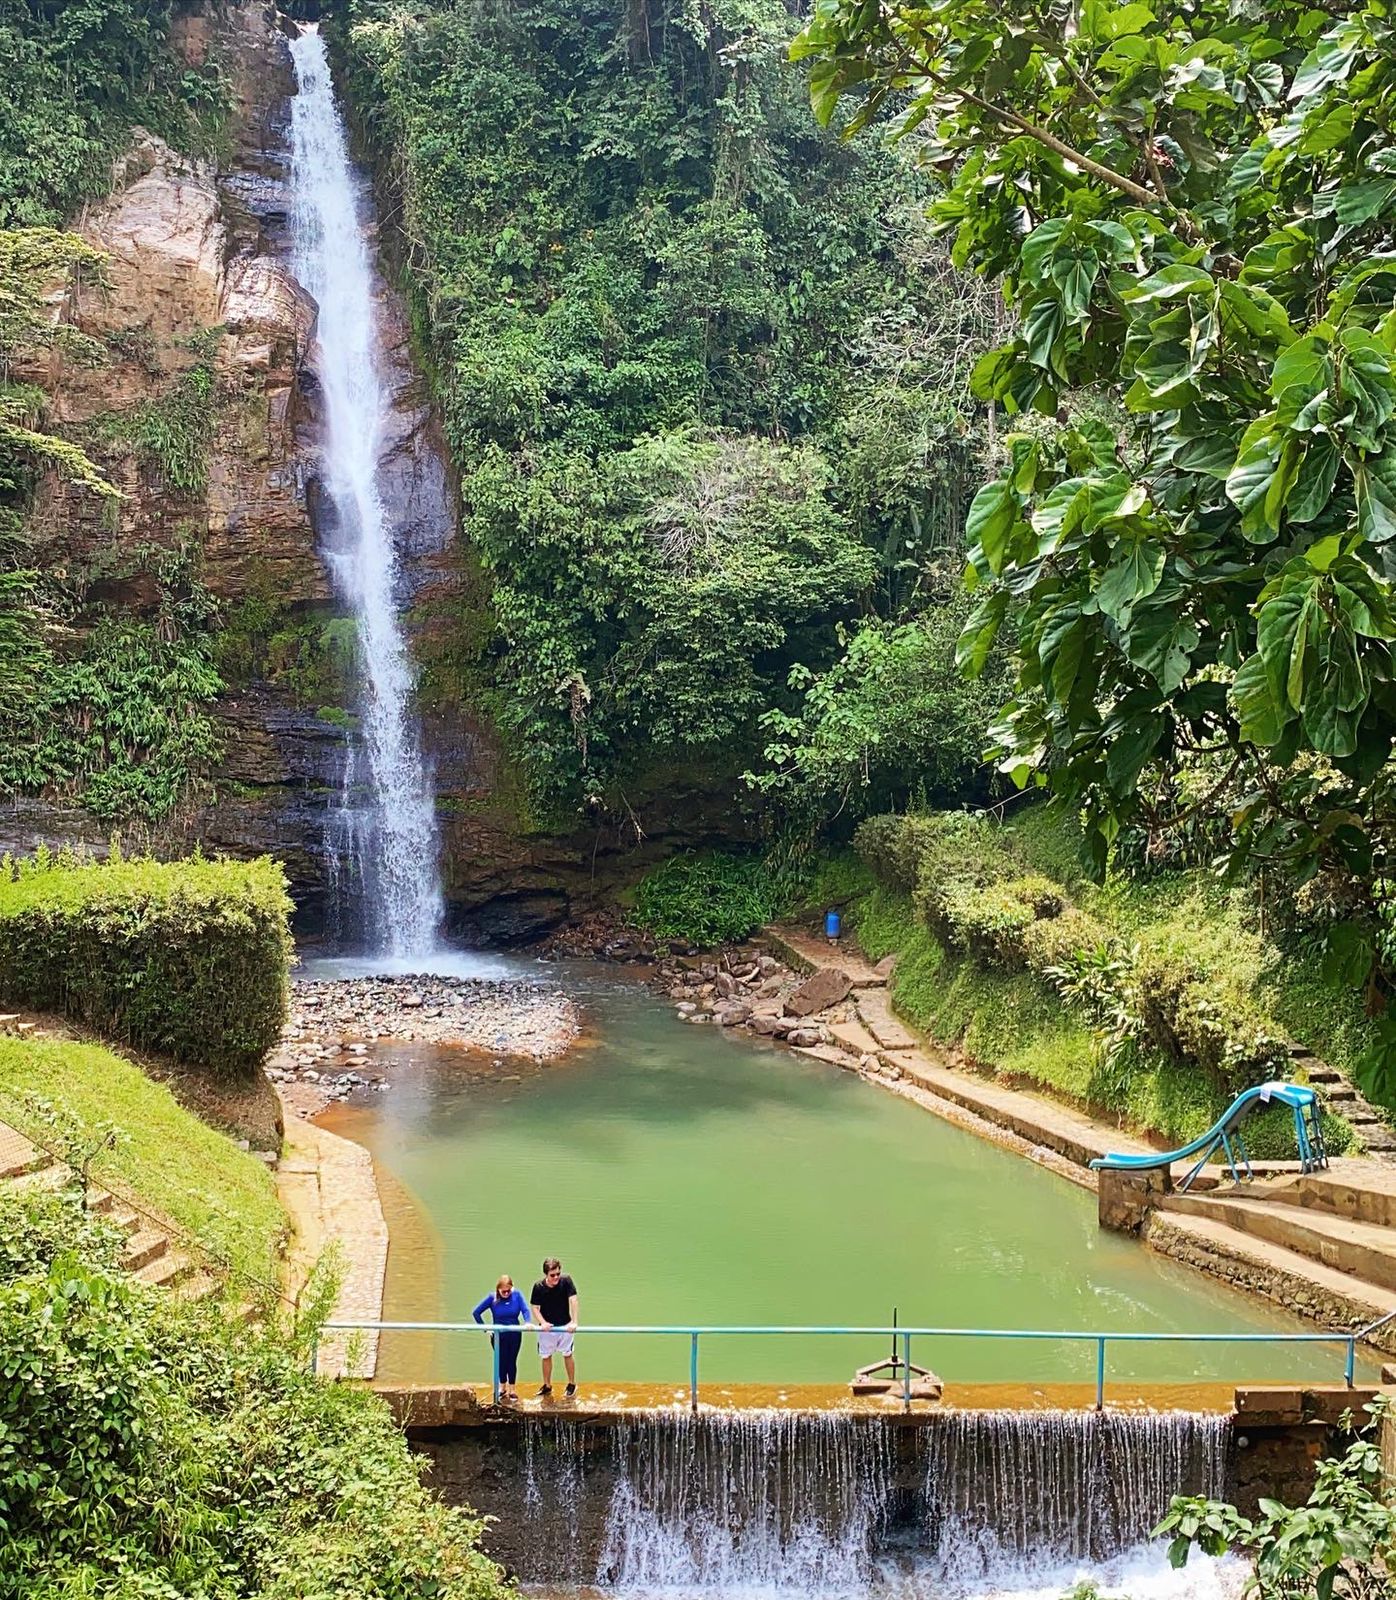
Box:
[270,972,581,1114]
[647,923,1396,1352]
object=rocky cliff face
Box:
[3,0,742,943]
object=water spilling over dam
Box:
[288,28,444,958]
[407,1405,1236,1596]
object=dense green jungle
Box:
[4,0,1396,1595]
[5,0,1396,1102]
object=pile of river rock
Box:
[655,944,871,1053]
[268,974,581,1109]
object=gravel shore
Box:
[269,973,581,1112]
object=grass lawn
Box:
[0,1033,286,1288]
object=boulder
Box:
[714,1002,752,1027]
[783,968,853,1017]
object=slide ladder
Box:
[1089,1080,1327,1193]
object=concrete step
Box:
[1145,1210,1396,1344]
[103,1203,141,1236]
[826,1017,881,1059]
[6,1163,72,1199]
[1162,1190,1396,1292]
[121,1228,169,1273]
[855,990,918,1052]
[173,1270,218,1304]
[1288,1168,1396,1230]
[0,1127,51,1181]
[133,1249,195,1291]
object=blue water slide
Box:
[1088,1080,1328,1192]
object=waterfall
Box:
[288,27,443,959]
[503,1410,1240,1598]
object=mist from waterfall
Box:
[288,27,443,958]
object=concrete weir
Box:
[375,1383,1387,1582]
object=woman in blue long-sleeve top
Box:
[472,1275,531,1400]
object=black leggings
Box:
[495,1330,522,1385]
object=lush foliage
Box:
[794,0,1396,1023]
[0,848,293,1078]
[1159,1402,1393,1599]
[0,0,228,228]
[0,1190,509,1600]
[634,852,791,947]
[0,7,233,826]
[854,811,1361,1150]
[337,0,994,818]
[0,1030,285,1285]
[0,547,226,822]
[747,594,1009,825]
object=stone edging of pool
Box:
[277,1110,389,1378]
[736,926,1396,1357]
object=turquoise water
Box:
[328,966,1366,1389]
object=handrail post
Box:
[690,1332,699,1414]
[1345,1336,1356,1388]
[492,1330,500,1405]
[1096,1337,1106,1411]
[902,1331,912,1412]
[309,1328,319,1377]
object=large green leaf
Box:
[1126,605,1199,693]
[1286,439,1340,522]
[1105,710,1165,791]
[1355,454,1396,543]
[966,479,1018,574]
[1097,536,1165,622]
[956,588,1008,677]
[1231,650,1286,745]
[1225,418,1284,539]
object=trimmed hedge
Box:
[855,811,1290,1094]
[0,849,293,1077]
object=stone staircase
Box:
[1289,1042,1396,1156]
[1146,1164,1396,1352]
[0,1120,217,1301]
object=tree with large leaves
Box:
[793,0,1396,1018]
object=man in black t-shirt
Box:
[530,1257,579,1397]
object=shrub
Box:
[633,852,784,948]
[1020,905,1110,973]
[857,809,1297,1100]
[1133,922,1290,1093]
[0,1197,508,1600]
[939,877,1038,965]
[0,849,292,1077]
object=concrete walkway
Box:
[764,923,1157,1173]
[279,1112,388,1379]
[757,922,1396,1349]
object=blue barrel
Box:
[825,910,842,940]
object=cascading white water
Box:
[288,27,443,958]
[510,1411,1245,1600]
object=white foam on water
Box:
[288,28,444,960]
[295,950,535,984]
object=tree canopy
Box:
[794,0,1396,1014]
[339,0,993,818]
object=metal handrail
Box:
[316,1320,1381,1413]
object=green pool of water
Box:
[331,967,1367,1389]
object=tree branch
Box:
[907,51,1205,241]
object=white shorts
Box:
[538,1329,574,1358]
